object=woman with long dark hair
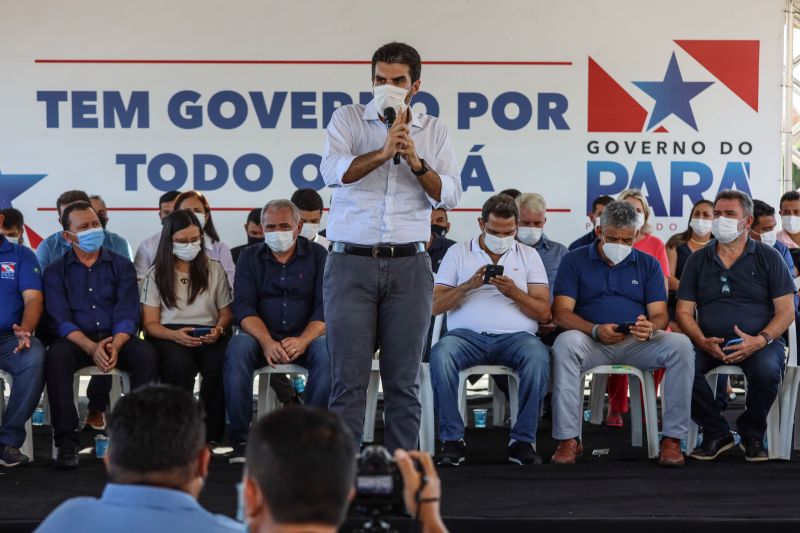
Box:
[173,190,236,287]
[140,209,233,444]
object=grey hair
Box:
[261,199,301,223]
[600,201,638,231]
[714,189,753,217]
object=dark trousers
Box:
[45,334,159,446]
[691,341,785,441]
[324,251,433,452]
[147,333,228,442]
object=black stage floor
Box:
[2,395,800,532]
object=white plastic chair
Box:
[0,370,35,462]
[688,365,781,460]
[580,365,660,458]
[778,321,799,459]
[253,364,308,418]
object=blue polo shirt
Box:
[0,235,43,334]
[677,237,796,340]
[554,242,666,325]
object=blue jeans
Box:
[224,332,332,442]
[0,333,46,448]
[430,329,550,443]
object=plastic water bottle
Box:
[292,376,306,395]
[32,407,45,426]
[583,409,591,422]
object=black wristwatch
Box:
[759,331,774,346]
[412,159,429,176]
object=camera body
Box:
[351,445,406,517]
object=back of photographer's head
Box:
[105,385,209,494]
[244,406,356,528]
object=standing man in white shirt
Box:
[321,42,461,451]
[134,190,181,281]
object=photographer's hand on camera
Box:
[394,449,448,533]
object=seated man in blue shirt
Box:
[224,199,330,464]
[36,385,241,533]
[677,190,796,462]
[0,213,46,467]
[551,201,694,467]
[43,201,158,469]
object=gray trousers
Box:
[551,330,694,441]
[324,250,433,451]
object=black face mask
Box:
[247,235,263,245]
[431,224,448,238]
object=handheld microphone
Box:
[383,107,401,165]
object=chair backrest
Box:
[431,314,444,345]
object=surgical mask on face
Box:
[300,223,320,241]
[712,217,743,244]
[70,227,105,253]
[173,241,202,262]
[635,212,646,231]
[517,227,543,246]
[602,241,633,265]
[264,231,296,253]
[431,224,448,238]
[373,84,409,118]
[782,215,800,234]
[483,231,515,255]
[759,230,777,247]
[4,235,21,245]
[193,212,206,229]
[689,218,712,237]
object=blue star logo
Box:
[0,169,47,209]
[634,53,714,131]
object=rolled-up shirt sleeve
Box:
[321,107,358,188]
[428,124,461,210]
[111,259,140,336]
[232,250,260,324]
[44,265,80,338]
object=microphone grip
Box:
[393,153,401,165]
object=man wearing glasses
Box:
[677,190,796,462]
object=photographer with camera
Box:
[241,406,448,533]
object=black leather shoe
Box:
[55,441,80,469]
[740,437,769,462]
[688,432,735,461]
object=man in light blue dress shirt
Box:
[36,385,241,533]
[321,42,461,451]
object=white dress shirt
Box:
[321,100,461,245]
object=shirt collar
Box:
[362,99,423,128]
[534,234,552,250]
[100,483,202,511]
[706,236,757,261]
[65,247,110,265]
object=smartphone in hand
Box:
[615,323,635,335]
[189,327,213,338]
[483,264,505,284]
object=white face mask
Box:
[712,216,743,244]
[373,84,409,118]
[300,223,320,241]
[264,231,296,253]
[782,215,800,234]
[173,241,202,262]
[193,212,207,229]
[517,227,543,246]
[759,230,777,247]
[483,231,515,255]
[602,242,633,265]
[635,212,646,231]
[689,218,713,237]
[4,235,21,245]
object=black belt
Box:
[330,241,425,258]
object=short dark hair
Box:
[56,190,90,213]
[60,201,96,231]
[371,42,422,83]
[291,188,324,213]
[245,207,262,226]
[246,407,355,526]
[0,208,24,230]
[106,385,205,481]
[481,193,519,222]
[159,190,181,207]
[752,199,776,228]
[780,190,800,210]
[592,195,614,213]
[715,189,753,217]
[499,188,522,200]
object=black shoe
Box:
[0,445,30,467]
[508,440,542,466]
[229,440,246,464]
[55,441,79,469]
[740,437,769,462]
[437,439,466,467]
[688,432,735,461]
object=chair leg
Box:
[578,373,587,444]
[779,367,800,458]
[491,380,506,426]
[257,375,268,419]
[457,373,469,426]
[109,374,123,412]
[642,372,660,459]
[22,418,34,463]
[629,374,643,448]
[589,374,607,425]
[767,396,782,460]
[363,370,380,443]
[419,364,435,453]
[508,373,519,428]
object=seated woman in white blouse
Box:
[140,209,233,445]
[173,190,236,287]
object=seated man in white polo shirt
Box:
[430,194,551,466]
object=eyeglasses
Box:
[720,274,731,296]
[173,235,203,245]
